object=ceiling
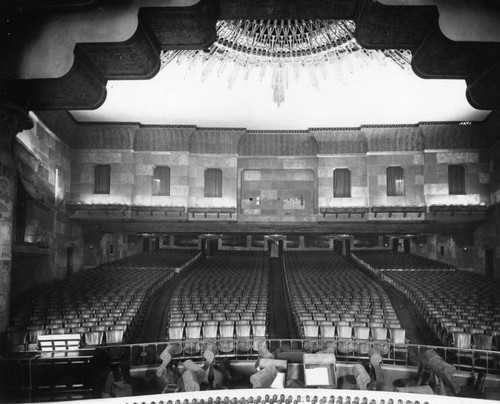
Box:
[70,50,490,129]
[1,0,500,125]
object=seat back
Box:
[169,322,185,340]
[185,321,202,339]
[219,320,235,338]
[389,328,406,344]
[236,320,251,338]
[371,327,388,340]
[452,332,472,349]
[105,330,124,344]
[354,326,370,340]
[337,326,353,339]
[320,324,335,338]
[84,331,104,346]
[303,321,319,338]
[252,321,266,338]
[472,333,493,351]
[203,321,218,339]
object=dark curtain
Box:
[333,169,351,197]
[387,166,404,196]
[205,168,222,197]
[448,165,465,195]
[94,164,110,194]
[153,166,170,196]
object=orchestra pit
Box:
[2,1,500,404]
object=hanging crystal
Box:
[160,19,412,106]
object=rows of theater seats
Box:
[384,271,500,353]
[167,251,268,353]
[103,249,199,269]
[7,249,199,351]
[284,252,406,356]
[353,250,452,271]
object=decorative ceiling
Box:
[1,0,500,125]
[70,54,489,129]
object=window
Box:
[152,166,170,196]
[448,165,465,195]
[205,168,222,197]
[387,166,404,196]
[94,164,110,194]
[54,166,63,202]
[333,169,351,198]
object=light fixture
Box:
[160,20,412,106]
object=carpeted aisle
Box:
[268,257,298,340]
[380,280,441,347]
[134,267,193,343]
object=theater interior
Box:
[1,0,500,403]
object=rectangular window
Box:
[94,164,110,194]
[205,168,222,198]
[152,166,170,196]
[333,168,351,198]
[448,165,465,195]
[387,166,404,196]
[54,166,63,202]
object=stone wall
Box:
[318,154,368,209]
[423,150,490,206]
[11,113,81,300]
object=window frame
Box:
[448,164,466,195]
[204,168,223,198]
[152,165,171,196]
[93,164,111,194]
[386,166,404,197]
[333,168,352,198]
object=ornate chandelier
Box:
[160,20,412,106]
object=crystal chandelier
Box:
[160,20,412,106]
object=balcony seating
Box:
[284,251,405,357]
[7,249,199,351]
[166,251,268,355]
[383,271,500,352]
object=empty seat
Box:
[105,329,124,344]
[337,326,354,354]
[85,331,104,346]
[353,326,371,355]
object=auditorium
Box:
[1,1,500,403]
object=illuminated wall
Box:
[12,114,83,298]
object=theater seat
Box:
[106,329,124,344]
[337,326,354,355]
[85,331,104,346]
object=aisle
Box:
[134,268,190,343]
[268,257,298,340]
[380,280,441,347]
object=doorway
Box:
[66,246,73,277]
[485,248,494,277]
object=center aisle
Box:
[268,257,298,340]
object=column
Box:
[0,103,33,332]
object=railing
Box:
[23,388,491,404]
[3,339,499,403]
[73,338,500,375]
